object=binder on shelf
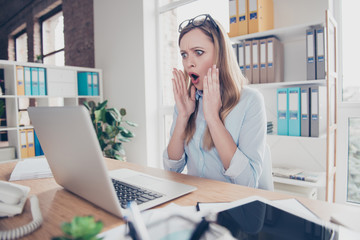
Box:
[316,26,326,79]
[238,0,248,35]
[24,67,32,95]
[77,72,92,96]
[34,130,43,156]
[300,87,311,137]
[259,38,267,83]
[31,67,39,96]
[238,41,246,76]
[244,40,253,83]
[248,0,274,34]
[288,87,301,136]
[92,72,99,96]
[306,28,316,80]
[20,130,28,158]
[228,0,239,37]
[26,128,35,157]
[266,37,283,83]
[38,68,47,95]
[251,39,260,84]
[16,66,25,95]
[232,43,238,63]
[310,86,326,137]
[277,88,288,136]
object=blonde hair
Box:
[179,17,247,150]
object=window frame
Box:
[156,0,198,166]
[13,29,27,62]
[39,5,64,63]
[334,0,360,205]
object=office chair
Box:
[258,144,274,191]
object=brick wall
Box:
[0,0,95,68]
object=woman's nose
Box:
[185,56,196,68]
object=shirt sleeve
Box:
[162,105,187,173]
[223,89,267,187]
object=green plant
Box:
[83,100,137,161]
[0,100,5,118]
[52,216,103,240]
[35,55,43,63]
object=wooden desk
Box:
[1,158,360,239]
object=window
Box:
[40,6,64,66]
[342,3,360,102]
[157,0,228,163]
[347,118,360,204]
[336,1,360,205]
[14,30,28,62]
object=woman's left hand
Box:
[203,65,222,125]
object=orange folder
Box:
[16,66,25,95]
[20,130,28,158]
[248,0,274,34]
[26,128,35,158]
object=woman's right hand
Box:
[172,68,196,120]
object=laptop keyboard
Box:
[112,178,164,209]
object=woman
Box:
[163,14,267,188]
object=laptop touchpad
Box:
[123,175,165,189]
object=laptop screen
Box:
[216,200,337,240]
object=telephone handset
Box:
[0,180,43,239]
[0,180,30,217]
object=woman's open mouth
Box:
[189,73,200,85]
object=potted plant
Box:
[0,100,5,126]
[0,100,5,119]
[35,55,43,63]
[83,100,137,161]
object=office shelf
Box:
[231,4,338,201]
[230,21,323,43]
[0,60,103,163]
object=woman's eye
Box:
[195,50,204,56]
[181,52,188,59]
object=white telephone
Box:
[0,180,43,239]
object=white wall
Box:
[93,0,158,167]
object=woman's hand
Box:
[203,65,222,125]
[172,68,196,120]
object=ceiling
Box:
[0,0,34,28]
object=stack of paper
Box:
[272,167,320,183]
[272,167,303,178]
[9,157,53,181]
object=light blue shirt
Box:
[163,87,267,188]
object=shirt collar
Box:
[196,90,203,100]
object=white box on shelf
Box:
[274,182,318,199]
[47,68,77,97]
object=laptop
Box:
[28,106,196,218]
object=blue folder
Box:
[38,68,47,96]
[288,87,301,136]
[92,72,99,96]
[31,68,39,96]
[34,130,43,156]
[78,72,93,96]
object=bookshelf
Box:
[0,60,103,163]
[230,4,338,202]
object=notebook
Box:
[28,106,196,218]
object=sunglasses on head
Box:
[178,14,219,33]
